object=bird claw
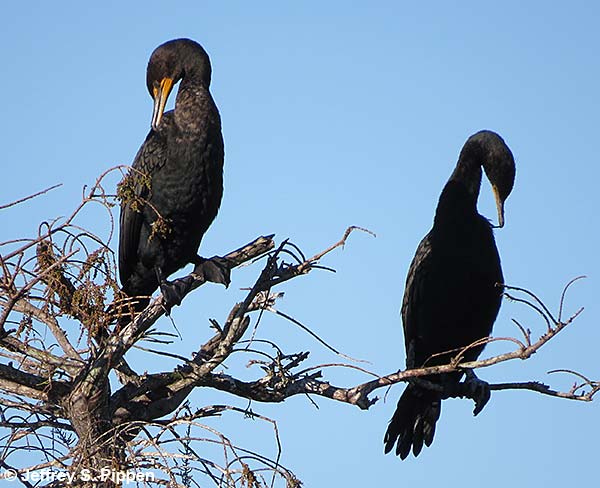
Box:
[193,256,231,288]
[439,370,491,415]
[156,256,230,315]
[463,369,491,416]
[160,276,195,314]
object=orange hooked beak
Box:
[492,185,505,228]
[151,77,174,130]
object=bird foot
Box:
[192,256,231,288]
[463,369,491,416]
[156,256,231,315]
[159,276,195,315]
[438,370,490,416]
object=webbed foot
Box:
[463,369,491,416]
[192,256,231,288]
[159,275,195,314]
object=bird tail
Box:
[384,383,441,459]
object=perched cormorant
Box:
[384,130,516,459]
[118,38,226,313]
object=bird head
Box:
[476,131,516,228]
[146,38,212,130]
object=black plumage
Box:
[118,39,224,310]
[384,130,516,459]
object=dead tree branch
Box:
[0,170,595,487]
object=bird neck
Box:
[449,154,483,199]
[173,78,211,132]
[433,158,482,228]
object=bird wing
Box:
[401,221,503,369]
[118,128,168,287]
[400,231,434,368]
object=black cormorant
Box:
[118,38,226,313]
[384,130,516,459]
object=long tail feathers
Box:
[384,384,441,459]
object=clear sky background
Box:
[1,2,598,486]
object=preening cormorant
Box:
[118,38,226,313]
[384,130,516,459]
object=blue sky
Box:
[1,2,598,486]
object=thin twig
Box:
[0,184,62,211]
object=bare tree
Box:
[0,170,597,487]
